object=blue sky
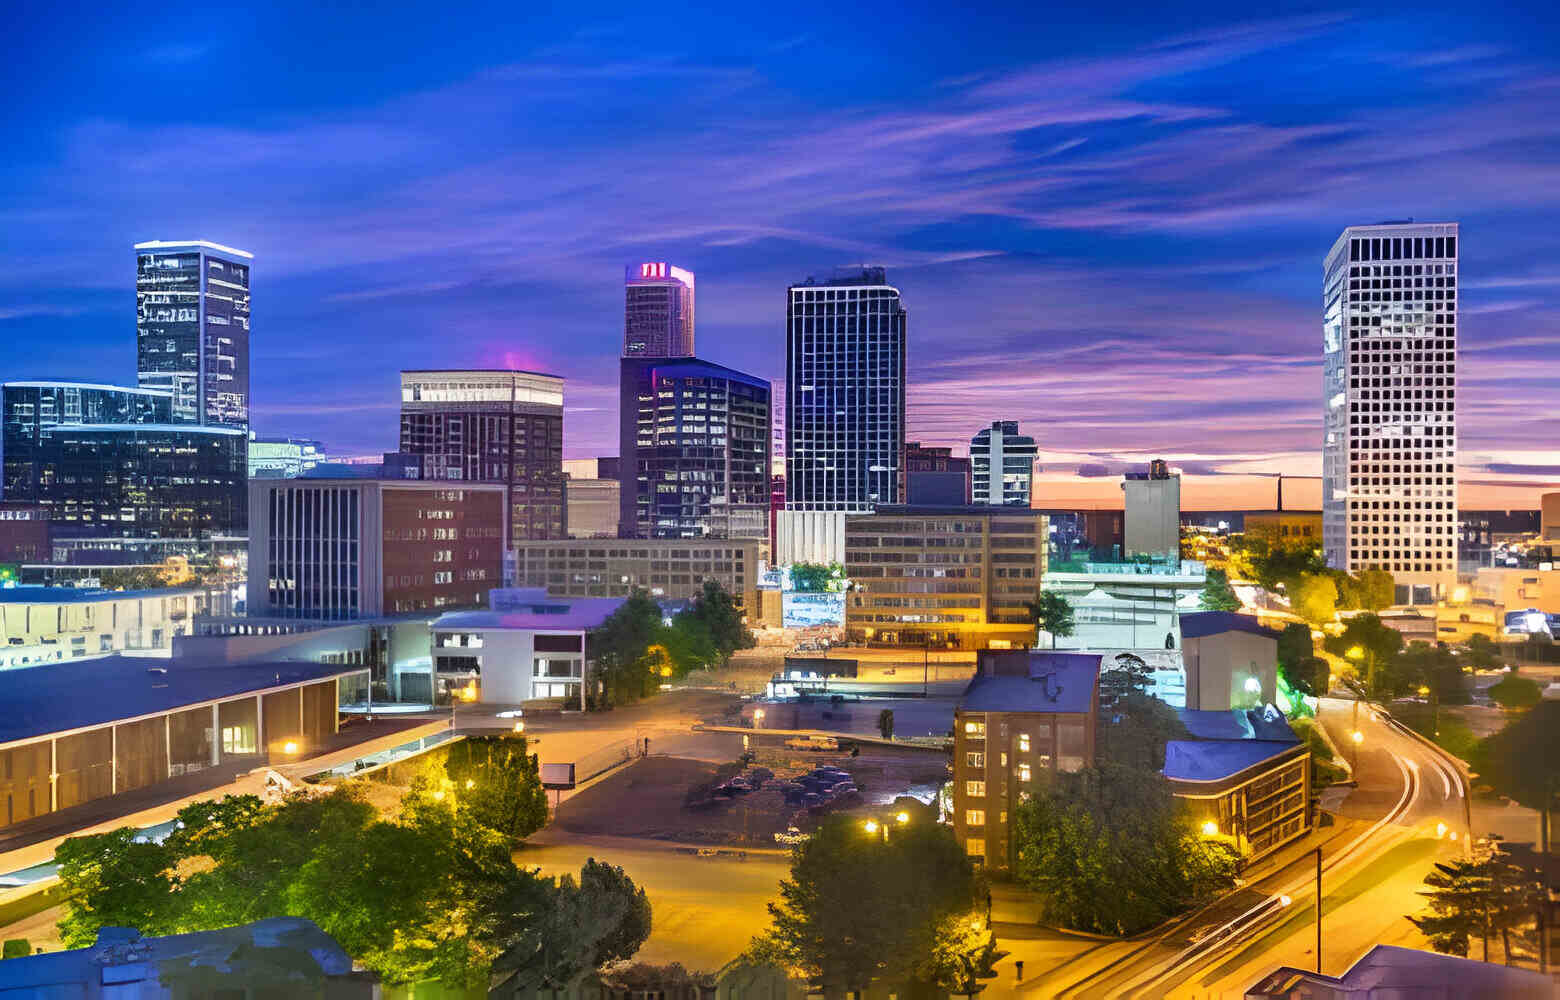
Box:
[4,1,1560,504]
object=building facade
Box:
[905,442,971,506]
[844,506,1048,649]
[952,651,1101,867]
[399,370,565,543]
[623,262,695,359]
[1324,223,1459,603]
[247,475,506,619]
[0,586,213,668]
[970,421,1037,506]
[0,502,50,564]
[248,435,328,478]
[620,358,771,540]
[509,537,761,612]
[134,240,252,427]
[785,268,906,513]
[564,477,620,538]
[1122,459,1181,558]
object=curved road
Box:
[1039,695,1468,1000]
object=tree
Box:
[1408,843,1544,963]
[441,736,549,842]
[1461,633,1502,671]
[491,859,651,995]
[916,915,1006,997]
[588,590,665,708]
[1025,591,1075,649]
[1356,568,1396,611]
[1246,540,1327,592]
[1395,642,1469,705]
[1198,567,1241,611]
[1487,674,1542,711]
[754,814,982,994]
[1097,652,1155,713]
[1475,700,1560,855]
[1288,573,1338,627]
[680,579,755,664]
[54,829,177,948]
[790,562,844,593]
[878,709,895,740]
[1096,692,1188,772]
[1327,613,1404,696]
[1011,763,1239,935]
[1276,623,1328,698]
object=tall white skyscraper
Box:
[1323,222,1459,604]
[785,267,906,512]
[970,420,1038,506]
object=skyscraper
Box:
[623,262,694,358]
[399,370,566,543]
[970,420,1038,506]
[1323,222,1459,604]
[623,358,771,540]
[134,240,252,427]
[784,268,906,512]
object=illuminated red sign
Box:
[639,262,668,278]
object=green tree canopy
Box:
[440,736,550,842]
[588,590,665,707]
[1096,691,1188,772]
[1276,622,1329,698]
[1011,763,1239,935]
[1097,652,1156,714]
[1408,843,1544,962]
[1461,633,1503,671]
[1487,674,1542,711]
[790,562,845,593]
[1289,573,1339,626]
[1198,567,1241,611]
[1474,700,1560,854]
[753,814,983,994]
[1326,613,1405,696]
[1395,642,1470,705]
[1025,591,1075,648]
[1355,568,1396,611]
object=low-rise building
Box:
[428,589,626,706]
[952,651,1101,867]
[1044,557,1205,650]
[247,472,506,619]
[0,653,366,833]
[1122,459,1180,559]
[1241,510,1322,546]
[509,537,761,613]
[1245,943,1556,999]
[1473,565,1560,616]
[844,505,1048,649]
[1179,611,1281,711]
[564,476,620,538]
[1165,706,1310,862]
[0,585,214,667]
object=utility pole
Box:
[1315,846,1323,974]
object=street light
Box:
[281,740,299,755]
[1350,728,1364,771]
[1201,820,1219,837]
[895,811,910,825]
[512,721,525,734]
[862,819,880,835]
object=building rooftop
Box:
[2,380,172,397]
[0,655,360,747]
[1162,739,1303,783]
[400,368,564,381]
[1179,611,1284,641]
[133,239,254,259]
[1178,706,1299,742]
[792,267,893,289]
[434,591,627,632]
[1245,943,1554,999]
[0,585,202,604]
[853,505,1048,518]
[646,357,770,391]
[960,652,1100,715]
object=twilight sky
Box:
[4,1,1559,508]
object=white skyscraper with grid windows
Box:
[1323,222,1459,605]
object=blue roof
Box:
[0,655,360,746]
[648,357,770,391]
[960,652,1100,714]
[1180,611,1283,640]
[0,586,201,604]
[1163,739,1302,782]
[1178,706,1299,743]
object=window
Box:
[965,837,986,858]
[965,780,986,798]
[963,720,985,737]
[1018,763,1032,782]
[965,752,985,768]
[965,809,986,826]
[1017,733,1031,752]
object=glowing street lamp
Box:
[282,740,300,755]
[1201,820,1219,837]
[862,819,880,835]
[512,721,525,734]
[895,811,910,825]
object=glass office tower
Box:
[785,267,907,511]
[135,240,252,427]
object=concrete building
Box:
[1179,611,1281,711]
[247,472,506,619]
[248,434,328,478]
[1473,565,1560,616]
[134,239,252,428]
[430,589,626,706]
[0,586,215,667]
[843,506,1048,649]
[0,653,365,833]
[774,509,847,565]
[1122,459,1181,558]
[1241,510,1322,546]
[785,268,906,513]
[970,421,1038,507]
[905,442,971,506]
[564,476,620,538]
[1165,706,1310,862]
[398,369,565,543]
[953,651,1101,867]
[619,357,771,541]
[1544,491,1560,541]
[509,537,762,613]
[1323,223,1459,604]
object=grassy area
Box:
[0,882,69,941]
[1197,837,1439,988]
[1393,703,1480,762]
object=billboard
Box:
[540,763,576,790]
[782,592,845,628]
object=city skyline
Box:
[5,5,1560,508]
